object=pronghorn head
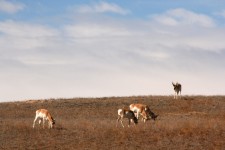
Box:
[52,119,56,125]
[172,82,181,90]
[172,82,177,88]
[150,112,158,121]
[145,107,158,121]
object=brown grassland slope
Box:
[0,96,224,149]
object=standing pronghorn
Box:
[33,109,55,129]
[129,104,158,122]
[172,82,182,99]
[116,108,138,128]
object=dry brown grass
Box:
[0,96,224,149]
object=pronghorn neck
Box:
[47,113,53,122]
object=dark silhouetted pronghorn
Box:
[172,82,182,99]
[116,108,138,128]
[129,104,158,122]
[33,109,55,129]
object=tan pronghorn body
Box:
[129,104,157,122]
[116,108,138,128]
[172,82,182,99]
[33,109,55,129]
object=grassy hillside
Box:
[0,96,224,149]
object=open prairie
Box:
[0,96,224,149]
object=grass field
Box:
[0,96,224,149]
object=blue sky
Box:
[0,0,225,101]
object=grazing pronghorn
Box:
[129,104,158,122]
[116,108,138,128]
[172,82,182,99]
[33,109,55,129]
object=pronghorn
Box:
[129,104,158,122]
[116,108,138,128]
[33,109,55,129]
[172,82,182,99]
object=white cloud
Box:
[76,1,130,15]
[148,8,225,52]
[0,0,25,14]
[0,20,59,50]
[152,8,215,27]
[64,23,132,38]
[0,20,58,37]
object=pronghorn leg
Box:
[175,92,178,99]
[33,116,38,128]
[38,119,41,125]
[143,118,146,123]
[42,118,45,129]
[116,116,121,127]
[120,119,125,128]
[48,120,51,129]
[131,119,137,126]
[130,118,134,126]
[128,119,131,127]
[136,112,139,119]
[38,119,42,127]
[141,114,146,123]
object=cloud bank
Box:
[152,8,215,27]
[0,0,25,14]
[75,1,130,15]
[0,2,225,101]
